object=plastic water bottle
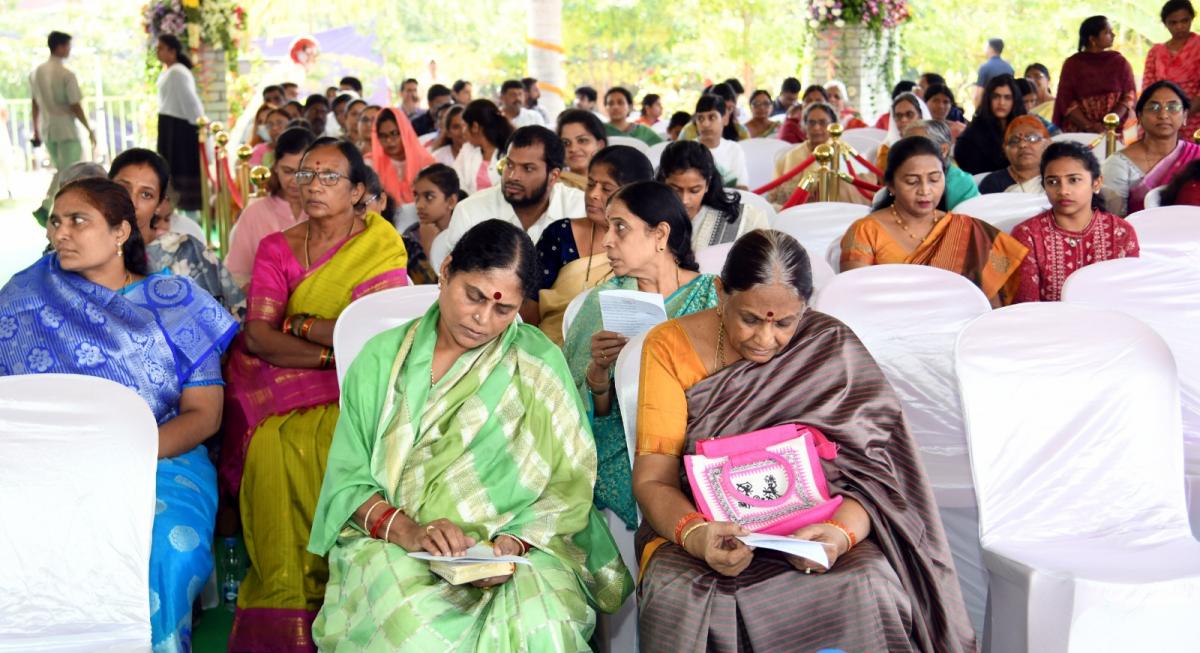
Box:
[221,537,242,611]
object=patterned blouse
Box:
[1012,209,1139,302]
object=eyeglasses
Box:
[1005,133,1045,147]
[294,170,350,186]
[1144,101,1185,114]
[378,129,402,141]
[805,119,831,128]
[751,100,772,108]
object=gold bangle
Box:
[823,519,856,551]
[361,499,387,532]
[680,521,709,549]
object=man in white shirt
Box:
[30,30,94,225]
[444,125,582,249]
[500,79,546,128]
[695,95,749,189]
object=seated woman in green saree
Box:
[309,219,632,652]
[562,180,720,532]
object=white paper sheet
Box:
[737,534,830,568]
[599,289,668,338]
[409,544,533,566]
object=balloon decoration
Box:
[290,36,320,70]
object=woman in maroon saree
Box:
[1053,16,1137,132]
[632,229,976,652]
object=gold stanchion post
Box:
[813,143,835,203]
[214,131,231,258]
[236,145,253,213]
[250,166,272,198]
[196,117,210,246]
[1103,113,1119,159]
[827,123,844,178]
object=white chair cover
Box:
[0,374,157,652]
[333,285,441,386]
[613,332,647,470]
[561,291,590,343]
[603,331,647,653]
[1063,258,1200,537]
[955,303,1200,653]
[737,138,793,189]
[418,131,438,147]
[1052,131,1117,157]
[696,242,733,275]
[393,202,418,234]
[814,265,991,634]
[1144,185,1165,209]
[1125,205,1200,265]
[972,171,989,185]
[952,192,1050,233]
[645,141,668,170]
[839,127,887,156]
[170,213,206,242]
[824,236,841,273]
[736,189,776,223]
[768,202,870,264]
[809,252,835,293]
[606,135,651,156]
[428,230,452,271]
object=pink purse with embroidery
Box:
[684,424,843,535]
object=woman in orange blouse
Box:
[840,136,1027,307]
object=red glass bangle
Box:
[674,512,707,546]
[370,507,398,539]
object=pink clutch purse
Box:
[684,424,843,535]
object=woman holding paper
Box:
[308,220,632,652]
[631,229,976,652]
[563,180,718,531]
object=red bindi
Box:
[767,311,774,318]
[493,291,502,300]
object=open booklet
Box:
[599,289,669,338]
[737,534,830,568]
[409,543,532,566]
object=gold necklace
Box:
[582,221,597,290]
[305,218,357,269]
[891,205,939,241]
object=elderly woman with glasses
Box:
[221,137,410,650]
[979,116,1052,194]
[1101,80,1200,216]
[769,102,877,207]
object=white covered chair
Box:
[972,171,990,185]
[561,290,590,342]
[839,127,887,156]
[606,135,651,156]
[736,189,776,224]
[808,252,836,293]
[392,202,418,233]
[170,212,206,243]
[955,303,1200,653]
[646,141,668,170]
[737,138,793,189]
[1143,185,1165,209]
[814,265,992,635]
[1125,205,1200,265]
[769,202,870,265]
[1063,258,1200,538]
[604,331,648,653]
[824,236,842,273]
[1052,131,1117,158]
[428,230,452,272]
[696,242,733,275]
[333,285,441,386]
[953,192,1050,233]
[0,374,157,652]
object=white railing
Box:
[2,95,156,171]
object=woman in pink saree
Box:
[221,138,408,650]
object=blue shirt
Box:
[976,56,1015,86]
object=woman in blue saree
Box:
[0,178,237,652]
[563,180,720,532]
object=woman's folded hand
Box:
[401,518,476,557]
[787,523,846,574]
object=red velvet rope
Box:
[781,184,810,209]
[752,155,815,195]
[851,151,883,178]
[222,156,244,211]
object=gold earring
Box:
[117,241,123,257]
